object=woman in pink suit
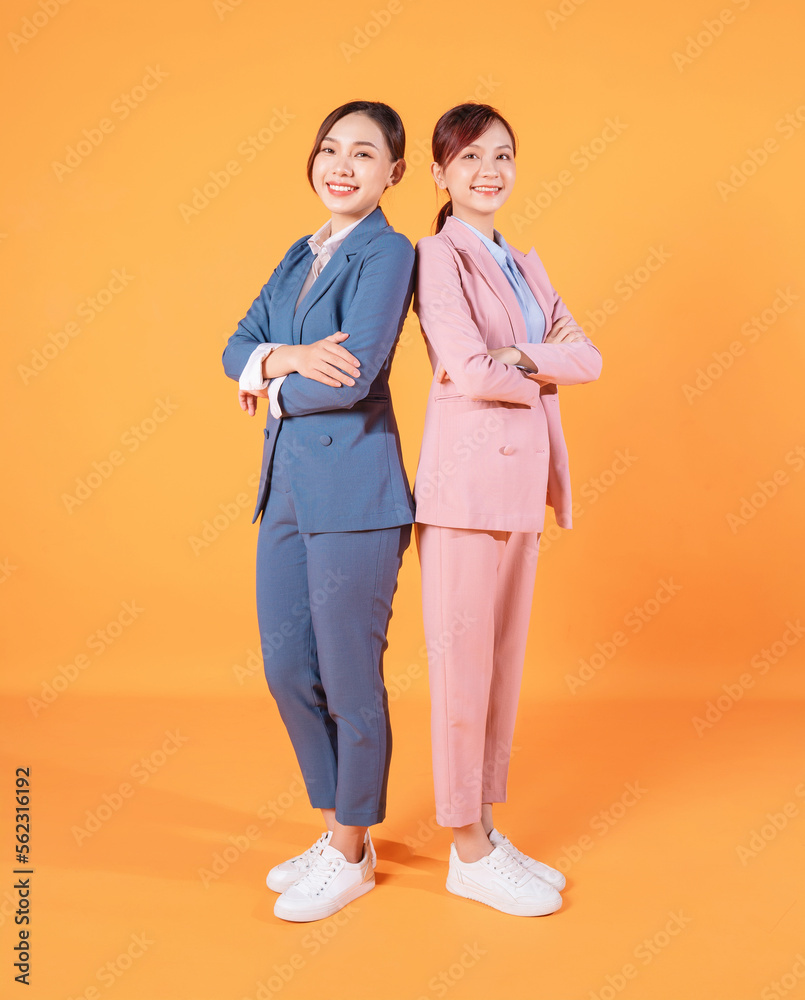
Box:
[414,103,603,917]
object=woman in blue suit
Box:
[222,101,415,922]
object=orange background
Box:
[2,0,804,997]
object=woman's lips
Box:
[326,182,358,196]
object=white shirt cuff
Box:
[239,343,282,391]
[268,376,287,419]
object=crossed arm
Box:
[231,234,415,417]
[433,316,589,386]
[415,238,600,402]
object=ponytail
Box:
[434,198,453,233]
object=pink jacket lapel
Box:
[509,246,553,334]
[441,216,524,340]
[441,217,550,340]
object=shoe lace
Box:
[488,851,531,885]
[507,841,531,867]
[497,833,541,871]
[293,855,342,897]
[293,832,330,869]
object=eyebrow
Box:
[464,143,513,150]
[321,136,380,150]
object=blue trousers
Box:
[255,436,411,826]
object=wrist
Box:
[513,347,539,373]
[262,344,296,379]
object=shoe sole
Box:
[274,878,375,922]
[266,849,377,893]
[445,873,562,917]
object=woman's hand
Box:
[435,345,524,384]
[544,315,587,344]
[287,331,361,387]
[488,346,521,365]
[239,388,268,416]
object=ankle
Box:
[454,841,493,864]
[453,822,494,864]
[480,804,494,837]
[329,827,367,864]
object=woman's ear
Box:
[387,157,406,188]
[430,161,446,189]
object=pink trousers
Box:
[415,522,541,827]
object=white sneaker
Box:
[488,828,567,891]
[274,844,375,922]
[446,843,562,916]
[266,829,377,892]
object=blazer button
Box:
[264,428,270,439]
[500,445,514,455]
[319,434,332,446]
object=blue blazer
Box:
[222,206,416,532]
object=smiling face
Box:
[311,112,404,232]
[432,119,516,236]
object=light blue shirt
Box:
[454,217,545,343]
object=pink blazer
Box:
[413,215,602,533]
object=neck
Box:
[451,207,495,241]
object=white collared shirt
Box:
[238,216,363,418]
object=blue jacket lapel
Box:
[291,207,389,344]
[270,241,314,345]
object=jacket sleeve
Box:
[511,262,602,386]
[414,236,542,407]
[221,254,289,381]
[276,233,415,417]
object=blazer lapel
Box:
[291,207,389,343]
[271,241,314,345]
[509,246,552,336]
[441,216,526,343]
